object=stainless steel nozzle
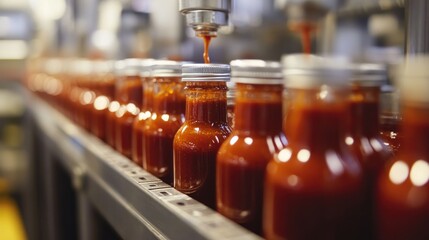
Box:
[179,0,231,36]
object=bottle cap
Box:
[140,59,155,78]
[116,58,154,77]
[43,58,63,76]
[282,54,351,89]
[227,81,236,104]
[151,60,187,78]
[230,59,283,85]
[182,63,230,81]
[69,58,92,77]
[93,60,114,75]
[399,55,429,104]
[350,63,387,86]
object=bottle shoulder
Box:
[174,121,231,150]
[217,132,287,164]
[347,136,393,165]
[143,112,185,136]
[267,146,363,191]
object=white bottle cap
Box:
[399,55,429,104]
[282,54,351,89]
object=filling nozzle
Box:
[179,0,231,36]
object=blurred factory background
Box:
[0,0,412,239]
[0,0,406,64]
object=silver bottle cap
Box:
[151,60,188,78]
[230,59,283,85]
[282,54,351,89]
[182,63,230,81]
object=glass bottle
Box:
[132,61,154,167]
[114,59,148,158]
[345,64,393,238]
[105,61,122,148]
[377,56,429,240]
[71,59,94,130]
[174,64,231,209]
[217,60,287,234]
[143,61,186,184]
[264,54,364,240]
[90,60,115,142]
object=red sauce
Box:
[69,87,82,124]
[346,86,392,238]
[132,114,145,166]
[115,76,142,157]
[376,106,429,240]
[174,82,231,209]
[289,22,316,54]
[264,90,364,240]
[132,81,153,166]
[106,101,120,147]
[90,95,110,141]
[217,84,286,234]
[115,103,140,158]
[116,76,143,106]
[198,34,214,64]
[90,80,115,141]
[143,77,185,184]
[79,89,96,131]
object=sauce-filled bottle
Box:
[346,64,393,238]
[114,59,148,158]
[73,59,94,130]
[90,60,115,142]
[58,59,72,116]
[132,61,154,167]
[174,64,231,209]
[105,60,123,147]
[217,60,287,234]
[377,56,429,240]
[264,54,364,240]
[143,60,186,184]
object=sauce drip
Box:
[201,35,212,64]
[289,22,316,54]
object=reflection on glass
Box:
[277,148,292,163]
[161,114,170,122]
[297,149,310,163]
[389,161,409,185]
[244,137,253,145]
[287,175,299,187]
[94,96,109,110]
[325,150,344,175]
[229,135,239,146]
[410,160,429,187]
[108,101,120,112]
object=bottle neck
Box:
[347,86,381,138]
[234,83,283,135]
[153,77,186,114]
[185,81,228,123]
[400,104,429,155]
[284,88,347,151]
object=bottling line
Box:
[0,0,428,240]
